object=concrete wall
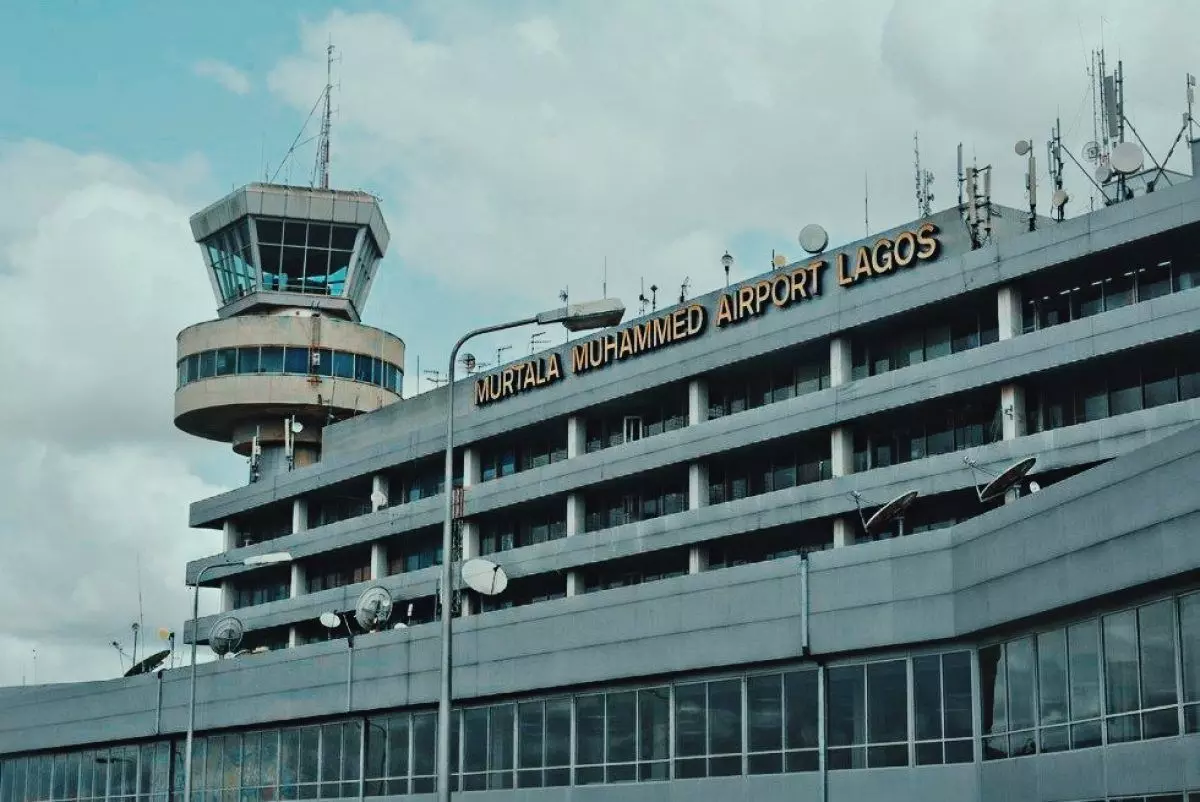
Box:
[189,175,1200,529]
[8,422,1200,757]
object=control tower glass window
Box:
[255,218,358,297]
[205,221,257,303]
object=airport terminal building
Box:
[1,140,1200,802]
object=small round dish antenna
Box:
[772,253,787,269]
[1014,139,1032,156]
[461,557,509,596]
[1094,164,1113,184]
[1028,480,1042,494]
[977,456,1038,503]
[209,616,245,658]
[370,489,388,510]
[319,611,341,629]
[798,223,829,255]
[290,419,304,434]
[1083,141,1101,162]
[1051,189,1069,210]
[1110,141,1144,175]
[354,586,394,631]
[863,491,919,535]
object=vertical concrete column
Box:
[830,427,853,478]
[566,572,583,597]
[688,546,708,574]
[688,378,709,426]
[291,498,308,534]
[371,474,389,511]
[220,581,235,613]
[567,416,586,459]
[290,563,307,598]
[688,463,709,510]
[829,337,853,388]
[370,542,388,580]
[222,520,239,552]
[1001,384,1027,441]
[566,494,585,537]
[462,448,480,488]
[997,284,1022,341]
[833,518,855,548]
[460,521,481,617]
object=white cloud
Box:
[265,0,1200,320]
[193,58,252,95]
[0,141,229,685]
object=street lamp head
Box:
[243,552,292,566]
[721,251,734,269]
[535,298,626,332]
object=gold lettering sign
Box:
[474,223,941,405]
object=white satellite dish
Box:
[1014,140,1032,156]
[1028,480,1042,494]
[290,419,304,434]
[1051,189,1069,209]
[461,558,509,596]
[209,616,245,658]
[1110,141,1144,175]
[370,489,388,510]
[797,223,829,255]
[354,586,394,631]
[967,456,1038,503]
[863,491,919,535]
[1095,164,1113,184]
[318,611,341,629]
[393,622,408,630]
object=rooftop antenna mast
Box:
[963,152,993,250]
[863,172,870,235]
[314,41,339,189]
[638,279,649,316]
[914,132,934,217]
[1047,117,1069,222]
[678,277,691,305]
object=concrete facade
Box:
[3,172,1200,802]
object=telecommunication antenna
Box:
[650,284,659,312]
[963,455,1039,503]
[721,252,733,288]
[678,277,691,305]
[1015,139,1037,231]
[638,278,650,316]
[423,369,447,387]
[1047,117,1069,222]
[529,331,548,354]
[495,344,512,367]
[863,172,870,235]
[914,132,934,217]
[962,153,993,249]
[849,490,919,539]
[314,41,339,189]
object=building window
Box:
[913,651,973,764]
[852,303,997,381]
[178,347,402,393]
[707,351,830,421]
[675,680,742,778]
[584,388,687,454]
[827,659,909,770]
[255,218,358,297]
[854,394,1001,472]
[477,429,567,483]
[583,473,687,533]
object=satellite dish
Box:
[393,622,408,630]
[798,223,829,254]
[1051,189,1069,209]
[978,456,1038,503]
[209,616,245,658]
[463,353,477,372]
[319,611,341,629]
[1110,141,1144,175]
[124,649,171,678]
[157,627,172,641]
[1014,140,1032,156]
[863,491,919,535]
[354,586,394,631]
[1083,141,1101,162]
[1095,164,1113,184]
[772,253,788,268]
[1028,480,1042,494]
[461,557,509,596]
[290,419,304,434]
[370,489,388,509]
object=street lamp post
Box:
[183,551,291,802]
[437,299,625,802]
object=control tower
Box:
[174,183,404,481]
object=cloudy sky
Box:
[0,0,1195,685]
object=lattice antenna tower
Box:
[914,132,934,217]
[314,41,340,190]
